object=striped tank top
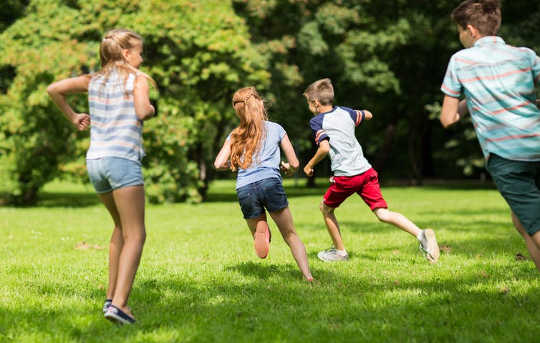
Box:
[87,68,144,162]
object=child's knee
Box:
[122,228,146,245]
[374,208,390,223]
[319,202,333,215]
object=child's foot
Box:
[104,304,136,325]
[317,248,349,262]
[254,226,270,259]
[419,229,440,263]
[102,299,112,314]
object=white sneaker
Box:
[419,229,440,263]
[317,248,349,262]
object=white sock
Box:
[416,230,425,242]
[335,249,347,256]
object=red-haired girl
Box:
[214,87,313,281]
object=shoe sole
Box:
[104,312,135,325]
[317,251,349,262]
[254,229,269,259]
[424,229,440,263]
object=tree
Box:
[233,0,540,183]
[0,0,269,204]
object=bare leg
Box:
[320,202,346,251]
[512,212,540,272]
[98,192,123,300]
[246,213,270,258]
[373,208,422,237]
[269,207,313,281]
[111,185,146,317]
[246,213,268,237]
[374,207,439,262]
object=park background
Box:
[1,1,539,342]
[1,0,539,205]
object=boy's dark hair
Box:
[303,78,334,105]
[451,0,501,36]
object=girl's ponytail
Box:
[229,87,268,171]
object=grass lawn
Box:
[0,179,538,342]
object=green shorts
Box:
[486,154,540,236]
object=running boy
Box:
[440,0,540,272]
[303,78,440,263]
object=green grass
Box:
[0,179,538,342]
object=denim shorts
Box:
[486,154,540,235]
[87,157,144,194]
[236,177,289,219]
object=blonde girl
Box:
[47,29,156,324]
[214,87,313,282]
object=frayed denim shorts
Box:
[236,177,288,219]
[86,157,144,194]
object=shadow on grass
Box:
[0,191,101,208]
[38,192,101,208]
[2,257,537,342]
[225,261,339,282]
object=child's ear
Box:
[121,48,130,60]
[466,24,480,38]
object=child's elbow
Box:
[440,118,453,129]
[320,143,330,154]
[46,84,56,96]
[214,160,227,170]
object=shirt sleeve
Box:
[309,115,329,145]
[276,123,286,140]
[341,106,365,127]
[441,55,462,98]
[530,49,540,85]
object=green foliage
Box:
[0,0,269,204]
[233,0,540,182]
[1,0,539,204]
[232,0,456,181]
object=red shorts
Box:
[323,168,388,210]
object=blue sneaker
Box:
[104,304,136,325]
[102,299,112,314]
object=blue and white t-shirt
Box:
[310,106,371,176]
[87,69,144,162]
[229,121,286,189]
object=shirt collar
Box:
[316,106,337,116]
[474,36,505,47]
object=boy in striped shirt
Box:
[440,0,540,272]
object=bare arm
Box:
[134,75,155,121]
[47,75,91,130]
[214,138,231,170]
[362,110,373,120]
[440,95,462,128]
[304,139,330,177]
[279,134,299,176]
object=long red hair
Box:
[229,87,268,171]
